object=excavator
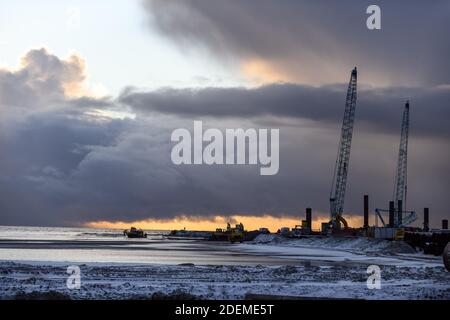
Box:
[123,227,147,238]
[226,223,244,243]
[210,222,245,243]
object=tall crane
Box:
[375,101,416,227]
[392,101,416,226]
[393,101,409,219]
[329,67,358,229]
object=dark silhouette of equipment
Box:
[375,101,416,227]
[329,67,357,229]
[123,227,147,238]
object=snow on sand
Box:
[0,261,449,300]
[0,235,448,300]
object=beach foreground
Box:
[1,260,449,300]
[0,227,449,300]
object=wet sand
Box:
[0,238,308,266]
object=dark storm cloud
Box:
[120,84,450,139]
[1,43,449,227]
[1,108,448,227]
[144,0,450,86]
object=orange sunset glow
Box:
[85,214,365,232]
[241,58,291,84]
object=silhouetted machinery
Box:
[227,223,244,243]
[329,67,357,230]
[375,101,416,227]
[123,227,147,238]
[211,223,244,243]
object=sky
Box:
[0,0,240,94]
[0,0,449,231]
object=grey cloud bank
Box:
[144,0,450,86]
[1,0,449,228]
[120,84,450,139]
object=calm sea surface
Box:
[0,226,296,265]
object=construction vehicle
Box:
[375,101,417,228]
[210,223,244,242]
[329,67,358,230]
[123,227,147,238]
[291,220,313,237]
[405,230,450,255]
[291,225,302,238]
[227,223,244,243]
[278,227,290,236]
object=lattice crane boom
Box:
[394,101,409,206]
[393,101,413,226]
[329,67,358,229]
[375,101,416,228]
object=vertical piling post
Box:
[364,195,369,228]
[443,219,449,230]
[306,208,312,229]
[389,201,395,228]
[423,208,429,232]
